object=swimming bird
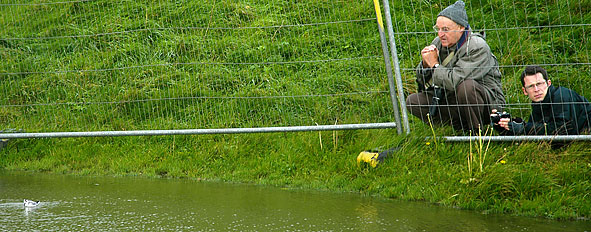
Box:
[23,199,39,207]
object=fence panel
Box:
[0,0,397,134]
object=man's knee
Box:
[406,92,427,106]
[455,80,484,104]
[406,92,430,118]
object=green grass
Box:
[0,0,590,220]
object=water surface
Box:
[1,171,589,231]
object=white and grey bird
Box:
[23,199,39,207]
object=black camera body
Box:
[490,111,511,124]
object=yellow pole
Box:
[373,0,402,134]
[372,0,384,30]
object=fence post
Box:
[381,0,410,134]
[372,0,402,135]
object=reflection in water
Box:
[0,171,590,231]
[355,202,383,231]
[24,205,36,216]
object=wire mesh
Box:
[0,0,397,134]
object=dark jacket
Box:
[500,85,591,135]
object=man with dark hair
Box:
[406,0,505,132]
[493,65,591,135]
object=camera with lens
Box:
[490,111,511,124]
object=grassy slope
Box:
[0,0,590,220]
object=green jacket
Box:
[416,32,506,109]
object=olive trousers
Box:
[406,79,492,132]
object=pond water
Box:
[1,171,589,231]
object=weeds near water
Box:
[468,126,493,177]
[332,119,338,152]
[316,123,323,150]
[315,119,338,152]
[426,113,438,151]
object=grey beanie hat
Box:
[438,0,469,27]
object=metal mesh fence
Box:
[0,0,398,135]
[2,0,590,140]
[390,0,591,138]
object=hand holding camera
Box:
[490,109,512,131]
[490,110,511,124]
[490,109,525,134]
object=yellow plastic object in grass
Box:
[356,147,401,168]
[357,151,380,168]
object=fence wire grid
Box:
[0,0,396,135]
[1,0,590,140]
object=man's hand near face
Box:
[421,45,439,68]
